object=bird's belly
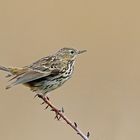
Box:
[42,75,71,93]
[25,74,71,94]
[25,65,74,95]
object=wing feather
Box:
[6,70,50,89]
[6,56,62,89]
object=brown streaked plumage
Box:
[0,48,86,96]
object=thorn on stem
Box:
[41,102,45,105]
[87,132,90,138]
[34,94,42,99]
[58,116,61,120]
[51,108,61,113]
[54,115,59,120]
[74,122,77,128]
[54,112,61,120]
[57,115,61,120]
[34,94,38,98]
[44,105,49,110]
[51,108,55,111]
[77,132,80,135]
[62,107,64,113]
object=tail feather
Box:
[0,65,10,72]
[6,84,14,89]
[0,65,26,89]
[0,65,13,89]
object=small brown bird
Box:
[0,48,86,96]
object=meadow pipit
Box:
[0,48,86,96]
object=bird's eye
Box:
[70,50,74,54]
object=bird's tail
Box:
[0,65,24,75]
[0,65,10,73]
[0,65,27,89]
[0,66,19,89]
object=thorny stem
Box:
[37,94,90,140]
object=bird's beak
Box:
[78,50,87,54]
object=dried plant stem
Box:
[37,94,90,140]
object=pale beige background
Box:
[0,0,140,140]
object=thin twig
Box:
[37,94,90,140]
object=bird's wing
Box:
[7,69,60,89]
[29,55,56,71]
[6,56,61,89]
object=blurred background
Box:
[0,0,140,140]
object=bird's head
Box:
[56,48,87,61]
